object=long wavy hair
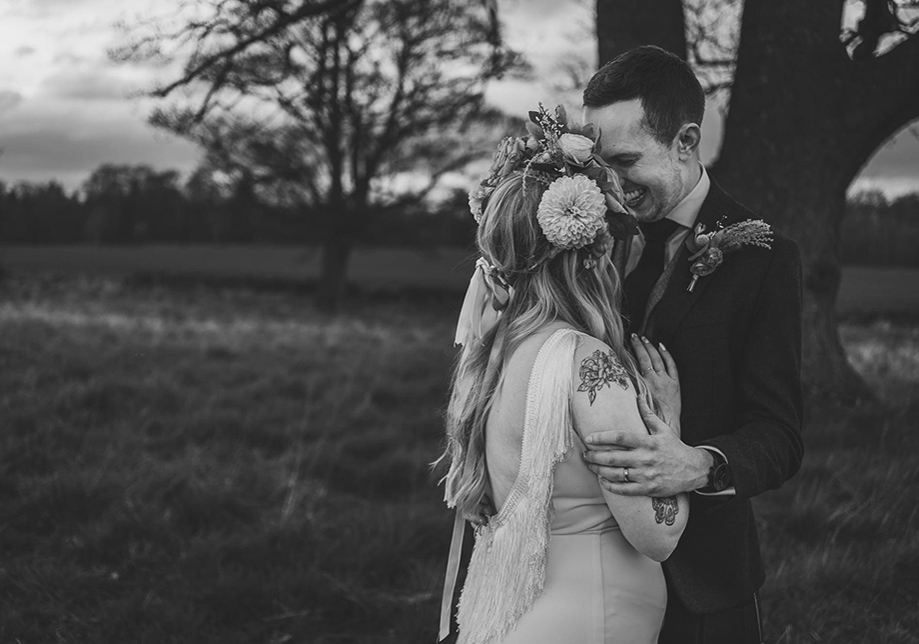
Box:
[439,171,650,520]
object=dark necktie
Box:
[624,218,682,332]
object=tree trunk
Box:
[710,0,919,401]
[317,233,352,311]
[715,145,869,399]
[596,0,686,64]
[316,198,363,311]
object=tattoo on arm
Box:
[652,497,679,526]
[577,349,630,405]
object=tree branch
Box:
[853,24,919,109]
[845,10,919,182]
[145,0,359,103]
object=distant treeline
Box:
[839,191,919,266]
[0,164,475,249]
[0,164,916,266]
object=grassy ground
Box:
[3,245,919,314]
[0,273,917,643]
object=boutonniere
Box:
[685,218,773,292]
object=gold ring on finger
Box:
[623,467,630,482]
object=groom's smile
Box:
[584,99,697,223]
[623,186,648,209]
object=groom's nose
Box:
[609,165,631,183]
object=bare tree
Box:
[595,0,919,399]
[114,0,515,308]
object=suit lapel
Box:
[645,180,739,345]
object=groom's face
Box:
[585,99,694,223]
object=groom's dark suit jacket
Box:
[636,178,804,614]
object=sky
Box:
[0,0,917,197]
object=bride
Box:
[437,106,688,644]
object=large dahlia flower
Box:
[536,174,608,250]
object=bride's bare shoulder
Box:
[505,323,574,368]
[493,324,575,398]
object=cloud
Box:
[40,69,134,101]
[14,45,36,57]
[503,0,595,65]
[849,175,919,198]
[0,90,23,112]
[11,0,107,21]
[52,52,92,66]
[0,101,200,189]
[868,125,919,173]
[851,125,919,196]
[31,0,80,6]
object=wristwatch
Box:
[705,451,731,492]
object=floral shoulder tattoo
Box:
[577,349,629,405]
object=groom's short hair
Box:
[583,45,704,145]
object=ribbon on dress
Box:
[453,257,512,349]
[438,511,467,642]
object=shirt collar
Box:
[666,163,710,229]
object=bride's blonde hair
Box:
[439,171,649,520]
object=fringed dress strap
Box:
[455,328,583,644]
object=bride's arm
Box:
[571,337,689,562]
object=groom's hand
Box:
[582,398,712,497]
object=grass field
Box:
[0,273,917,643]
[3,245,919,313]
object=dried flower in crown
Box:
[468,137,529,223]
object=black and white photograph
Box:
[1,0,918,642]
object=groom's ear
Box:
[675,123,701,161]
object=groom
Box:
[581,46,804,643]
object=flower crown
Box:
[469,104,639,270]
